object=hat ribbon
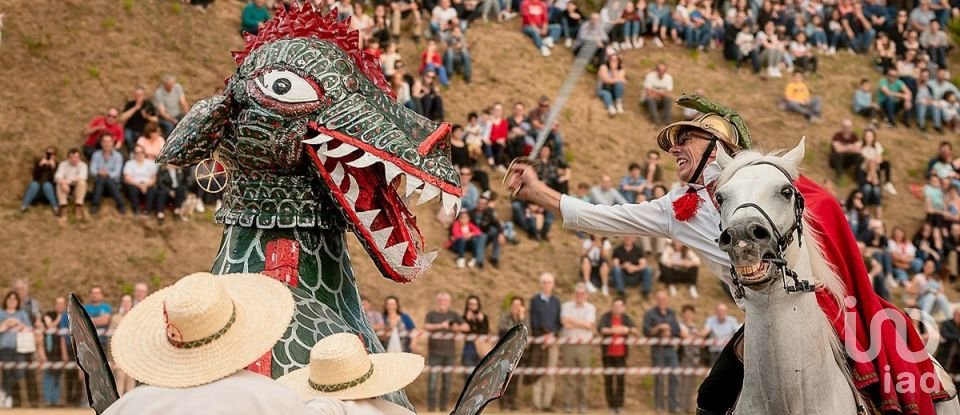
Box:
[308,363,375,393]
[166,301,237,349]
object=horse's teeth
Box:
[323,143,358,158]
[371,227,393,248]
[302,133,335,145]
[405,176,423,198]
[356,209,380,229]
[382,241,409,263]
[346,153,380,168]
[417,183,441,205]
[330,162,345,186]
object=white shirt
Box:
[642,71,674,94]
[305,398,414,415]
[432,6,458,25]
[560,300,596,341]
[560,163,732,288]
[124,159,158,184]
[104,371,318,415]
[704,314,741,352]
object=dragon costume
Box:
[156,4,461,408]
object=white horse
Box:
[714,138,960,415]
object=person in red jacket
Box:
[447,211,488,268]
[521,0,561,57]
[419,39,449,87]
[82,107,124,160]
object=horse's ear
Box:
[716,142,734,169]
[782,137,806,170]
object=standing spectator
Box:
[110,295,136,395]
[381,296,416,353]
[889,226,923,283]
[153,75,189,136]
[20,145,59,215]
[643,290,681,414]
[442,26,472,84]
[660,239,701,298]
[619,163,648,203]
[529,272,562,412]
[462,295,489,367]
[642,63,674,126]
[136,122,166,161]
[470,192,505,268]
[591,175,629,205]
[522,0,560,56]
[612,236,655,298]
[499,296,527,412]
[12,280,40,408]
[89,134,126,216]
[82,108,123,160]
[782,72,823,122]
[829,119,863,180]
[703,303,740,364]
[241,0,270,35]
[155,164,186,222]
[677,304,702,413]
[360,296,385,334]
[424,292,468,412]
[447,211,487,268]
[853,79,882,123]
[916,69,945,133]
[54,149,88,223]
[41,297,67,408]
[83,286,112,346]
[119,86,157,153]
[597,54,627,116]
[598,298,636,414]
[0,292,31,408]
[560,283,596,413]
[878,68,913,128]
[123,145,159,217]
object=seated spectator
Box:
[659,239,700,298]
[925,175,949,230]
[914,223,945,269]
[89,134,126,216]
[903,29,922,56]
[559,2,583,48]
[612,236,655,298]
[889,226,923,283]
[621,1,644,49]
[442,26,472,84]
[840,2,875,54]
[920,20,948,70]
[391,72,414,110]
[681,88,705,120]
[642,63,674,126]
[458,167,480,213]
[853,79,882,123]
[940,91,960,133]
[154,75,189,136]
[431,0,460,35]
[591,175,629,205]
[927,141,956,179]
[937,307,960,374]
[574,182,592,202]
[582,234,612,295]
[860,129,896,195]
[643,150,665,185]
[136,122,166,161]
[597,54,627,116]
[874,32,897,74]
[470,192,505,268]
[54,148,88,223]
[878,68,913,128]
[684,0,711,50]
[931,69,960,108]
[908,259,953,319]
[910,0,936,32]
[241,0,270,35]
[844,189,869,236]
[916,69,946,133]
[123,146,159,217]
[417,69,445,121]
[897,49,921,93]
[788,32,818,74]
[534,146,570,195]
[703,303,740,364]
[620,163,648,203]
[120,86,158,154]
[825,9,846,55]
[521,0,560,56]
[420,40,449,87]
[381,42,402,78]
[447,211,487,268]
[647,0,671,47]
[756,21,786,78]
[462,112,485,164]
[82,107,124,160]
[380,296,415,353]
[783,72,823,122]
[528,96,565,157]
[670,0,690,46]
[807,14,829,52]
[390,0,423,42]
[155,164,186,223]
[20,145,59,215]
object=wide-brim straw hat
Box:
[656,113,741,153]
[277,333,424,400]
[110,272,294,388]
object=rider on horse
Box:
[506,95,948,415]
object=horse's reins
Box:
[720,161,815,300]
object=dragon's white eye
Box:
[255,70,319,103]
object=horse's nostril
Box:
[719,230,733,247]
[751,225,771,240]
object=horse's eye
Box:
[715,193,724,206]
[781,187,794,198]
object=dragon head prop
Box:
[157,4,461,283]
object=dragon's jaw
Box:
[304,126,461,283]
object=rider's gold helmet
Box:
[656,113,742,154]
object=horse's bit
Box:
[719,161,815,300]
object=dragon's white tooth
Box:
[344,175,359,205]
[382,241,409,263]
[384,162,404,184]
[441,192,460,216]
[419,250,439,266]
[417,183,441,205]
[323,143,358,158]
[346,153,381,168]
[405,176,424,198]
[330,162,345,186]
[317,143,328,163]
[371,226,394,248]
[356,209,380,229]
[302,133,335,145]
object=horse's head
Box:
[715,139,807,294]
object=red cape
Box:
[797,176,947,414]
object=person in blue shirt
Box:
[619,163,648,203]
[0,291,32,407]
[83,286,113,347]
[853,78,881,121]
[88,134,127,215]
[241,0,271,35]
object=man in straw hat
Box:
[505,95,946,414]
[103,272,317,415]
[277,332,423,415]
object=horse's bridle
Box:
[719,161,815,300]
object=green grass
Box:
[87,66,101,78]
[101,16,117,30]
[22,34,52,57]
[123,0,135,12]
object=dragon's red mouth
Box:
[303,125,461,283]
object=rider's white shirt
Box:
[560,162,732,288]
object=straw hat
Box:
[656,113,742,153]
[110,272,294,388]
[277,333,423,400]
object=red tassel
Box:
[673,189,703,222]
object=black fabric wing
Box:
[451,324,529,415]
[68,293,119,414]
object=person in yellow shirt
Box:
[783,72,823,123]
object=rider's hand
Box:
[504,162,542,201]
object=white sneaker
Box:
[621,41,632,50]
[608,106,617,116]
[564,38,573,48]
[885,182,898,195]
[828,46,836,55]
[196,201,206,213]
[3,396,10,409]
[654,37,664,48]
[669,284,677,297]
[214,199,223,212]
[634,37,644,48]
[689,285,699,299]
[467,258,476,268]
[586,282,598,293]
[456,257,466,268]
[540,45,551,57]
[601,285,610,297]
[615,100,624,114]
[543,37,555,48]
